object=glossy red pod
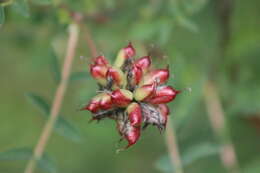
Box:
[125,126,141,148]
[134,55,151,73]
[111,89,133,107]
[130,65,143,86]
[81,93,113,113]
[106,67,126,87]
[141,68,169,85]
[114,43,136,68]
[117,119,141,149]
[146,86,180,104]
[93,55,109,66]
[134,82,156,101]
[90,64,108,86]
[99,93,113,110]
[123,42,135,58]
[127,102,142,127]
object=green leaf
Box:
[155,155,173,173]
[70,72,89,82]
[0,148,57,173]
[0,6,4,25]
[26,92,50,115]
[49,49,61,84]
[0,148,32,160]
[38,153,57,173]
[158,18,173,45]
[12,0,29,18]
[55,117,82,142]
[176,15,198,33]
[182,0,208,15]
[155,142,219,172]
[181,142,220,166]
[31,0,52,5]
[25,93,82,142]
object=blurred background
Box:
[1,0,260,173]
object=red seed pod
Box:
[82,102,100,113]
[134,56,151,73]
[157,104,170,127]
[123,42,136,58]
[111,89,133,107]
[141,68,169,85]
[134,82,156,101]
[125,126,141,148]
[116,119,141,149]
[81,93,112,113]
[90,64,108,86]
[127,102,142,127]
[114,43,136,68]
[106,67,126,87]
[157,104,170,117]
[146,86,180,104]
[99,93,113,110]
[130,65,143,86]
[93,55,109,66]
[81,94,101,113]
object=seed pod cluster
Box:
[81,43,180,150]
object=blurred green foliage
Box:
[0,0,260,172]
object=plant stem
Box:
[204,81,239,173]
[81,24,98,57]
[24,23,79,173]
[165,119,184,173]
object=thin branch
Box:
[81,24,98,57]
[24,23,80,173]
[165,119,184,173]
[204,81,239,173]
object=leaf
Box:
[0,6,4,25]
[176,15,198,33]
[38,153,57,173]
[181,142,220,166]
[158,18,173,45]
[49,48,61,84]
[155,155,174,173]
[182,0,208,15]
[12,0,29,18]
[155,142,219,172]
[55,117,82,142]
[0,148,57,173]
[0,148,32,161]
[31,0,52,5]
[70,72,89,82]
[169,0,198,32]
[26,93,50,115]
[25,93,82,142]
